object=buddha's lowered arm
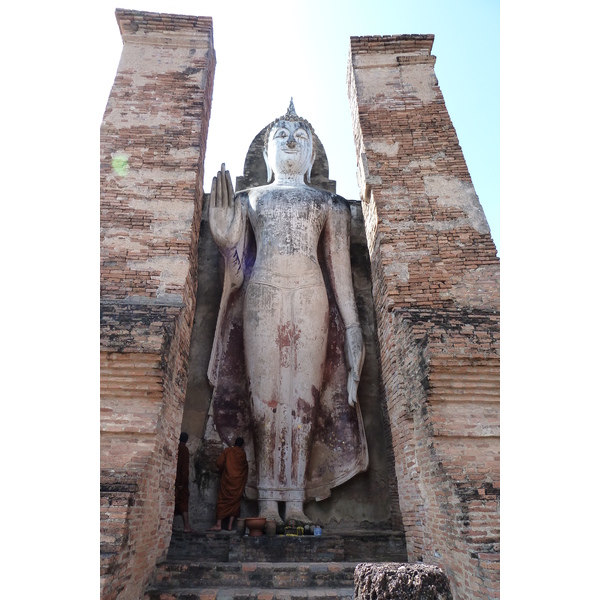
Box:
[322,197,365,407]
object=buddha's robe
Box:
[216,446,249,519]
[208,191,368,502]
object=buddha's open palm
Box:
[209,163,243,251]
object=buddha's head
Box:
[263,99,316,183]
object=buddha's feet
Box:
[284,504,312,527]
[261,510,284,525]
[258,500,284,525]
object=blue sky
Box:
[96,0,500,254]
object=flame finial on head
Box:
[285,97,297,119]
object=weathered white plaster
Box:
[108,168,197,187]
[440,265,500,310]
[103,233,146,253]
[121,30,212,50]
[104,43,208,128]
[127,255,190,290]
[168,147,202,161]
[379,185,409,197]
[403,158,437,172]
[423,218,473,232]
[354,51,429,69]
[399,64,437,104]
[424,175,490,235]
[355,67,396,103]
[129,197,194,215]
[368,140,400,156]
[383,261,410,282]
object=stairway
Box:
[144,528,408,599]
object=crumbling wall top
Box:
[350,34,434,55]
[115,8,213,47]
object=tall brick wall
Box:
[347,35,500,599]
[100,10,215,600]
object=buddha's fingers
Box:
[226,169,234,208]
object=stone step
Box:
[153,561,356,589]
[168,530,407,563]
[168,531,232,562]
[144,585,354,599]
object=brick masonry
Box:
[100,9,215,600]
[347,35,500,599]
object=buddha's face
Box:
[266,120,314,179]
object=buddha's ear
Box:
[306,145,316,184]
[263,148,273,183]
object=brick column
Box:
[348,35,499,599]
[100,10,215,600]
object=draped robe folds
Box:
[208,191,369,503]
[174,442,190,515]
[216,446,249,519]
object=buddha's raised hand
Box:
[209,163,243,251]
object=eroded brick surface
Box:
[348,35,500,599]
[100,9,215,600]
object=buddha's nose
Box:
[286,138,297,148]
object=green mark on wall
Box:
[112,153,130,177]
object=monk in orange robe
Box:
[174,432,194,532]
[210,437,249,531]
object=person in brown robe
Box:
[210,437,249,531]
[174,432,194,532]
